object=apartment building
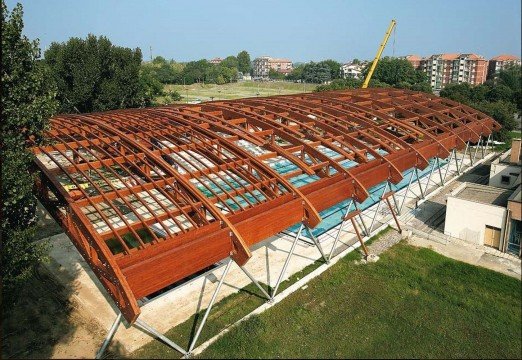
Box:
[404,55,422,70]
[487,54,521,79]
[253,56,293,79]
[420,53,488,91]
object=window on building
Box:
[501,175,511,185]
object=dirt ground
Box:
[1,267,106,359]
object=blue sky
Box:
[6,0,521,62]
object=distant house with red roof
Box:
[488,54,521,79]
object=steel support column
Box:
[135,319,187,356]
[460,141,470,170]
[398,170,415,215]
[187,259,233,354]
[436,157,445,186]
[354,202,370,236]
[472,138,482,164]
[369,182,388,233]
[423,161,436,198]
[327,200,353,261]
[271,224,304,299]
[239,265,271,301]
[304,226,329,264]
[95,312,123,359]
[414,167,425,199]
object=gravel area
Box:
[367,229,403,257]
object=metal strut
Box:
[187,259,233,355]
[328,200,353,261]
[96,313,123,359]
[135,319,188,356]
[398,170,415,215]
[271,224,304,299]
[369,181,388,233]
[327,200,371,261]
[460,141,470,170]
[423,160,436,195]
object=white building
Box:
[444,141,522,256]
[444,183,513,249]
[489,139,521,189]
[340,62,365,79]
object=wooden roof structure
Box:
[32,88,500,323]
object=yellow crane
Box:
[361,19,397,88]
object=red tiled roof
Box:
[490,54,520,61]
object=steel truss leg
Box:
[484,134,491,156]
[389,182,400,213]
[472,138,482,164]
[304,225,329,264]
[271,224,304,299]
[384,196,402,233]
[443,149,455,183]
[453,148,461,175]
[414,167,425,199]
[369,182,388,233]
[239,265,271,301]
[436,158,445,186]
[327,200,353,261]
[399,170,415,215]
[135,318,188,356]
[96,312,122,359]
[354,202,370,236]
[459,141,470,170]
[187,259,233,354]
[423,160,436,196]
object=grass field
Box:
[161,81,317,104]
[494,130,522,152]
[132,240,521,359]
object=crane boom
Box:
[361,19,396,89]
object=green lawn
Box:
[131,239,521,359]
[161,81,316,104]
[198,243,521,359]
[494,130,521,152]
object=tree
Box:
[302,62,332,84]
[315,78,361,92]
[221,55,239,70]
[182,59,211,84]
[361,57,430,92]
[321,59,342,80]
[45,34,152,113]
[287,64,305,81]
[496,65,522,113]
[268,68,286,80]
[237,50,251,74]
[139,64,165,101]
[1,1,58,295]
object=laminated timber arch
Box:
[32,88,500,323]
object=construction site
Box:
[30,85,521,357]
